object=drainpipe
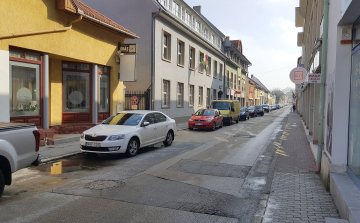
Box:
[316,0,330,172]
[151,10,161,110]
[0,16,82,39]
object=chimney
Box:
[225,36,230,40]
[193,6,202,14]
[251,74,254,78]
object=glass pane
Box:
[25,52,40,61]
[99,74,109,112]
[63,63,77,69]
[98,66,104,73]
[9,49,25,58]
[9,61,40,117]
[103,66,110,73]
[63,71,90,112]
[348,47,360,180]
[77,64,90,70]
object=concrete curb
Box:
[41,151,82,163]
[54,136,80,145]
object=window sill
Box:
[161,106,171,109]
[177,64,185,68]
[213,76,217,79]
[162,58,171,63]
[198,70,204,74]
[188,105,194,108]
[189,68,195,71]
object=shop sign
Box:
[308,73,321,83]
[118,44,137,53]
[289,67,307,84]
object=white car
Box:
[80,111,177,157]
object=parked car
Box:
[80,111,177,157]
[255,105,265,116]
[276,104,280,109]
[188,109,223,131]
[0,123,41,197]
[262,104,270,113]
[240,107,249,120]
[248,106,258,117]
[211,100,241,125]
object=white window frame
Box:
[189,84,194,107]
[177,82,184,107]
[198,86,203,106]
[196,21,200,33]
[162,31,171,61]
[172,1,180,18]
[177,39,184,66]
[189,46,195,70]
[162,79,170,108]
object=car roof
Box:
[198,108,216,110]
[120,110,167,115]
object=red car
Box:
[188,109,223,131]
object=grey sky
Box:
[185,0,301,90]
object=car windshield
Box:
[240,107,245,112]
[102,113,144,126]
[262,105,268,107]
[248,106,254,110]
[195,110,214,116]
[255,106,262,109]
[212,101,230,110]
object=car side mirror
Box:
[192,114,194,116]
[142,121,150,127]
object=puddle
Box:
[32,153,117,175]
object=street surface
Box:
[0,107,339,223]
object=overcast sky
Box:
[185,0,302,91]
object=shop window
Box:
[9,61,40,117]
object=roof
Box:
[229,40,242,53]
[251,75,270,92]
[58,0,138,38]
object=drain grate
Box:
[233,134,256,138]
[85,180,125,190]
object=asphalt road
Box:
[0,107,291,223]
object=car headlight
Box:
[80,133,85,139]
[189,119,193,121]
[206,119,212,122]
[108,134,125,141]
[223,115,228,117]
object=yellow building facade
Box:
[0,0,137,128]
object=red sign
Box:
[308,73,321,83]
[235,91,241,94]
[131,96,139,105]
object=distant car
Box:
[80,111,177,157]
[240,107,249,120]
[248,106,258,117]
[262,104,269,113]
[188,109,223,131]
[276,104,280,109]
[255,105,264,116]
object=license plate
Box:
[86,142,101,147]
[195,123,203,126]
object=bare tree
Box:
[271,88,285,103]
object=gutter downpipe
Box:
[0,16,82,39]
[151,9,161,110]
[316,0,330,172]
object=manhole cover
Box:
[85,180,125,190]
[233,134,256,138]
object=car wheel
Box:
[236,116,239,123]
[212,122,216,131]
[126,137,139,157]
[219,121,223,128]
[0,169,5,197]
[164,131,174,147]
[229,118,232,125]
[189,127,193,130]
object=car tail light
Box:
[33,130,40,152]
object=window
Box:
[162,80,170,107]
[163,31,171,61]
[204,28,208,39]
[189,85,194,106]
[143,113,155,124]
[213,89,216,101]
[212,34,215,45]
[226,71,230,87]
[198,86,203,106]
[160,0,167,8]
[172,1,180,17]
[98,65,110,113]
[199,52,204,73]
[213,60,217,78]
[181,7,185,20]
[219,64,223,80]
[177,82,184,107]
[189,46,195,70]
[231,73,234,89]
[196,21,201,33]
[207,56,211,76]
[186,11,191,26]
[154,113,167,123]
[206,88,210,107]
[177,39,184,66]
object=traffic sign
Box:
[289,67,307,84]
[131,96,139,105]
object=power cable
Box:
[253,65,295,75]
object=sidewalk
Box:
[259,112,343,223]
[39,122,189,162]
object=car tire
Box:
[212,122,216,131]
[236,116,239,123]
[0,169,5,197]
[229,118,232,125]
[219,121,223,128]
[126,137,139,157]
[189,127,193,130]
[164,131,174,147]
